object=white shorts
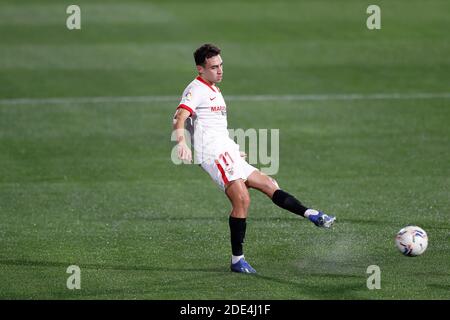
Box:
[200,145,257,192]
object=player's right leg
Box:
[224,180,256,274]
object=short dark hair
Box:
[194,43,221,66]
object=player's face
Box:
[198,55,223,84]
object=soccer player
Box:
[172,44,336,274]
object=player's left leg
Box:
[200,151,257,273]
[245,170,336,228]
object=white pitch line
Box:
[0,92,449,105]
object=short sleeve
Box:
[177,85,202,116]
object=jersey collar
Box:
[196,76,219,93]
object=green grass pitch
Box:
[0,0,449,299]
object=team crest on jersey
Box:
[184,91,192,102]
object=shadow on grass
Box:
[253,273,364,299]
[1,259,370,299]
[0,259,226,273]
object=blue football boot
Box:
[309,211,336,228]
[230,258,257,274]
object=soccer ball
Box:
[395,226,428,256]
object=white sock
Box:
[231,255,244,264]
[304,209,319,218]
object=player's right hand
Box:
[177,142,192,163]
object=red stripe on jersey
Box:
[215,160,229,185]
[196,76,218,93]
[177,104,194,116]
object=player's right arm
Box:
[172,108,192,162]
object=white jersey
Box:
[176,76,237,164]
